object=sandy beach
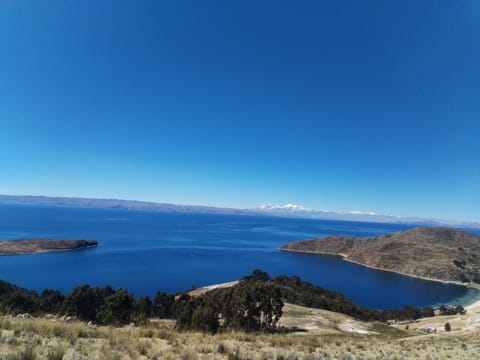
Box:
[466,297,480,313]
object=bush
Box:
[0,269,443,331]
[153,292,175,319]
[133,296,153,325]
[97,289,134,326]
[439,305,466,316]
[191,305,219,333]
[39,289,65,314]
[63,285,101,321]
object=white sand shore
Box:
[466,297,480,313]
[188,280,239,296]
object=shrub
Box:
[97,289,135,326]
[133,296,153,325]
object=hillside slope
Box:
[2,305,480,360]
[280,227,480,284]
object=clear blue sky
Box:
[1,1,479,222]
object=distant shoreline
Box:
[0,239,98,256]
[2,194,479,229]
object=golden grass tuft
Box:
[1,314,480,359]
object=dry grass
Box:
[1,308,479,359]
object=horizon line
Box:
[1,193,479,228]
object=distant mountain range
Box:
[0,194,249,216]
[0,195,478,229]
[259,203,377,216]
[258,203,480,229]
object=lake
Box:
[0,204,478,310]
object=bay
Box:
[0,204,478,310]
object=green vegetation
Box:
[439,304,466,316]
[243,269,458,322]
[168,281,283,333]
[0,269,464,332]
[369,322,410,339]
[97,288,134,326]
[153,291,175,319]
[0,275,283,333]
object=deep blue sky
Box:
[1,1,479,222]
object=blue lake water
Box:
[0,204,478,310]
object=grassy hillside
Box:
[1,269,479,359]
[1,304,479,360]
[280,227,480,284]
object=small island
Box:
[0,239,98,255]
[280,227,480,285]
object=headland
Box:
[0,239,98,256]
[280,227,480,287]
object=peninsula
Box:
[280,227,480,285]
[0,239,98,255]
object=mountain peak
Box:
[259,203,313,212]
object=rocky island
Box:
[0,239,98,255]
[280,227,480,285]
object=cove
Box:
[0,204,478,310]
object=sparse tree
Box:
[97,288,134,326]
[191,305,219,333]
[38,289,64,314]
[455,305,466,315]
[133,296,153,325]
[63,285,100,321]
[153,291,175,319]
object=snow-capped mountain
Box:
[257,203,427,224]
[259,203,381,217]
[259,203,316,212]
[1,195,478,229]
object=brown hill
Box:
[280,227,480,284]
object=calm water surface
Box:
[1,204,478,309]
